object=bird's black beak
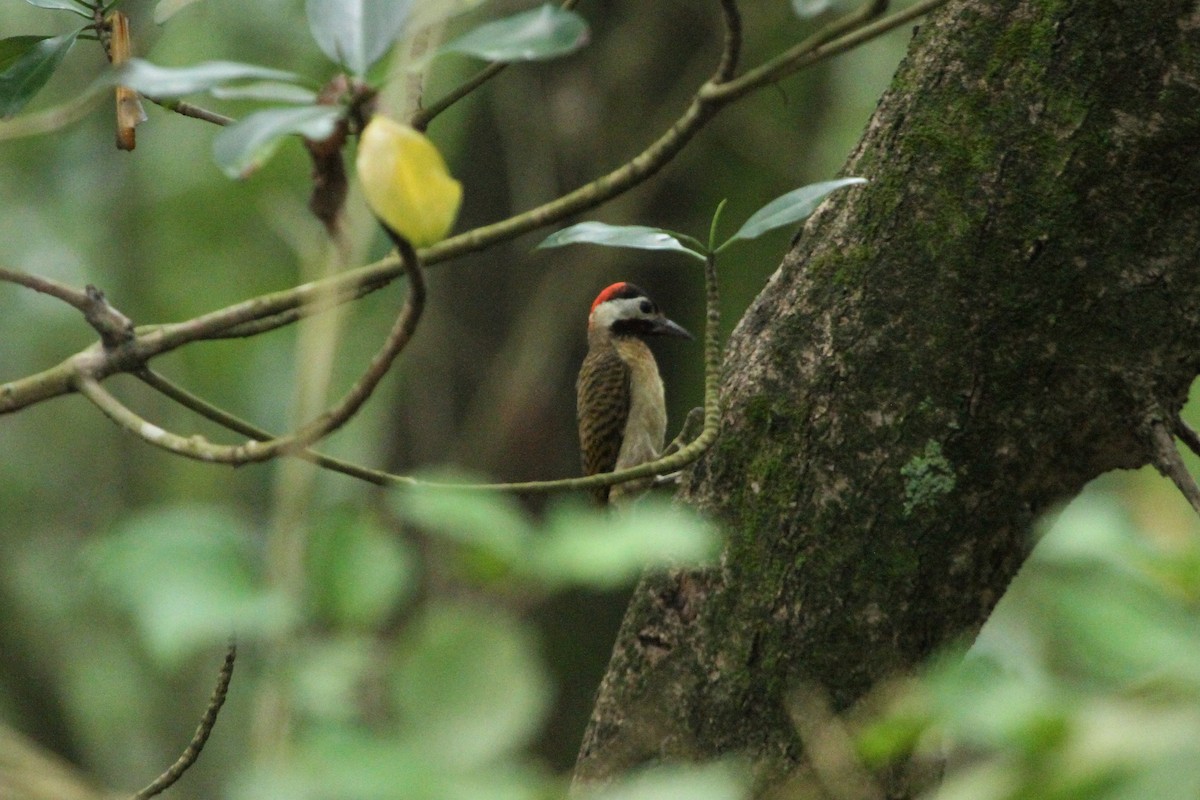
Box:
[652,316,693,340]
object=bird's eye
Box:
[639,300,653,314]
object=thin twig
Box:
[94,9,234,128]
[714,0,743,82]
[0,268,132,345]
[205,275,393,340]
[148,98,235,127]
[1149,420,1200,517]
[410,63,506,131]
[1173,414,1200,460]
[704,0,947,104]
[77,234,426,464]
[0,267,91,311]
[130,641,237,800]
[409,0,583,131]
[3,259,404,415]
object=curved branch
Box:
[0,253,408,412]
[77,235,426,464]
[703,0,948,105]
[130,642,237,800]
[137,368,395,485]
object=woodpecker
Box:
[576,282,692,505]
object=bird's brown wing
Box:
[576,346,631,505]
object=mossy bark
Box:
[574,0,1200,794]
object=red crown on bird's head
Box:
[590,281,645,314]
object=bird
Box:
[576,282,692,505]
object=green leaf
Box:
[212,104,342,179]
[538,222,705,260]
[0,28,80,118]
[532,498,721,590]
[392,483,533,565]
[408,0,487,31]
[440,4,589,63]
[392,604,552,768]
[114,58,305,98]
[210,81,318,104]
[306,0,415,75]
[290,638,377,721]
[83,504,294,664]
[0,36,49,72]
[154,0,206,23]
[284,726,437,799]
[307,506,416,629]
[723,177,867,246]
[870,490,1200,799]
[25,0,92,17]
[0,82,107,140]
[583,762,750,800]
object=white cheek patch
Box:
[592,297,649,329]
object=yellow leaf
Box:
[356,116,462,248]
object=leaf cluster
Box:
[1,0,590,175]
[82,491,731,800]
[539,178,867,260]
[862,494,1200,800]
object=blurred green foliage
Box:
[863,489,1200,800]
[73,491,726,800]
[396,482,720,590]
[84,503,293,664]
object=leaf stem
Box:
[409,0,583,130]
[708,198,729,254]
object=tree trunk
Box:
[574,0,1200,794]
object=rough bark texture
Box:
[575,0,1200,794]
